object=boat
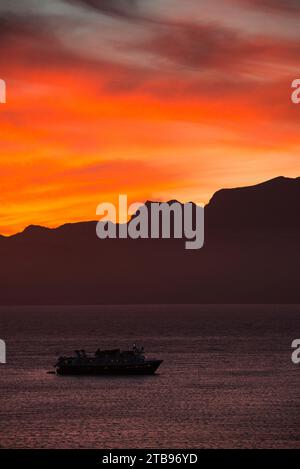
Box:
[54,344,163,375]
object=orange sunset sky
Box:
[0,0,300,235]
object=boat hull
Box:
[56,359,162,376]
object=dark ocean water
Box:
[1,304,300,449]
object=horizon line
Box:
[1,174,298,238]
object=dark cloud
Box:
[0,13,47,40]
[140,23,242,70]
[67,0,141,20]
[134,21,300,71]
[65,0,169,26]
[239,0,300,14]
[0,13,73,68]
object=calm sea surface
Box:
[1,304,300,448]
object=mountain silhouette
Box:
[0,176,299,304]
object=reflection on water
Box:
[1,304,300,448]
